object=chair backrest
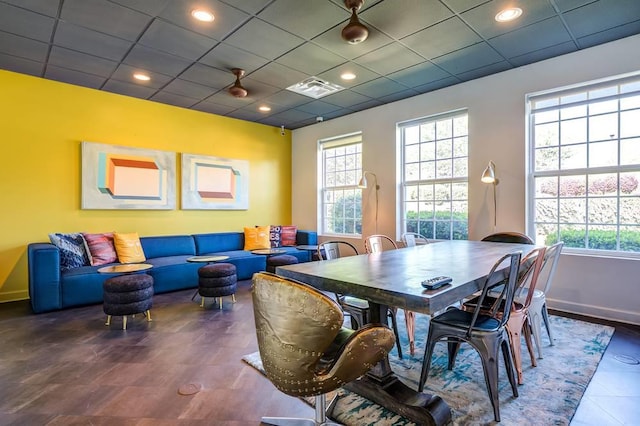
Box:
[514,246,547,308]
[538,241,564,294]
[401,232,429,247]
[481,232,534,245]
[318,240,358,260]
[467,251,522,335]
[364,234,398,253]
[252,272,344,393]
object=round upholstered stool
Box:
[103,273,154,330]
[266,254,299,273]
[198,263,237,309]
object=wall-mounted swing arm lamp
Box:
[481,161,499,228]
[358,171,379,234]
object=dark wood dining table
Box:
[275,239,538,426]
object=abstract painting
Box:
[81,142,176,210]
[181,153,249,210]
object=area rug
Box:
[243,314,613,425]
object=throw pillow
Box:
[281,225,298,246]
[113,232,146,263]
[48,233,90,272]
[82,232,117,266]
[244,226,271,250]
[269,225,282,248]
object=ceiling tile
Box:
[61,0,152,41]
[317,62,381,88]
[48,46,118,78]
[203,91,257,108]
[354,43,424,75]
[262,90,311,108]
[321,89,372,108]
[552,0,599,13]
[489,17,574,59]
[295,100,342,116]
[508,41,577,67]
[0,2,55,42]
[378,88,419,103]
[150,91,198,108]
[577,19,640,49]
[219,0,274,15]
[0,52,43,76]
[199,42,270,74]
[54,22,133,61]
[109,0,172,16]
[276,43,347,76]
[44,65,106,89]
[387,61,451,88]
[227,108,268,122]
[432,42,504,75]
[413,76,462,94]
[456,60,512,81]
[191,100,236,115]
[460,0,557,39]
[223,18,304,60]
[1,0,60,17]
[237,77,281,98]
[258,0,346,40]
[110,63,172,89]
[349,98,384,112]
[563,0,640,38]
[264,108,316,124]
[359,0,453,39]
[103,78,157,99]
[162,78,217,100]
[158,0,250,40]
[402,17,482,59]
[0,32,48,62]
[248,62,307,89]
[440,0,490,14]
[138,20,217,61]
[179,63,230,89]
[350,77,408,98]
[123,44,192,76]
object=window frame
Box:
[318,132,363,237]
[526,71,640,258]
[398,109,469,241]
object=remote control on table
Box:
[421,276,453,290]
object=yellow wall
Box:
[0,70,292,303]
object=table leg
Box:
[343,302,452,426]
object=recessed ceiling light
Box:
[495,7,522,22]
[341,72,356,80]
[258,105,271,112]
[191,9,214,22]
[133,73,150,81]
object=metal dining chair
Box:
[364,234,417,356]
[418,251,522,423]
[401,232,430,247]
[317,240,404,359]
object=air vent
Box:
[286,77,344,99]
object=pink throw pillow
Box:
[82,232,117,266]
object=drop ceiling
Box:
[1,0,639,130]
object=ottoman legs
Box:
[200,294,236,309]
[105,310,152,330]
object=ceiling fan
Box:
[228,68,248,98]
[342,0,368,44]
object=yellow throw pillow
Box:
[113,232,146,263]
[244,226,271,250]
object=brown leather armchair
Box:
[252,272,396,426]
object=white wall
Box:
[292,34,640,326]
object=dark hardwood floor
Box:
[0,280,638,425]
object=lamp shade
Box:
[481,161,497,184]
[358,174,368,188]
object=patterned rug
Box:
[243,314,613,425]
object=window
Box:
[319,133,362,236]
[399,111,469,240]
[527,73,640,254]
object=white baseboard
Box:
[548,297,640,326]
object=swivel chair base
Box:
[261,394,341,426]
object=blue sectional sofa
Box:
[28,230,317,313]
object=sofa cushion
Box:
[49,233,90,272]
[269,225,282,248]
[114,232,146,263]
[244,226,270,250]
[140,235,196,259]
[82,232,117,266]
[281,225,298,246]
